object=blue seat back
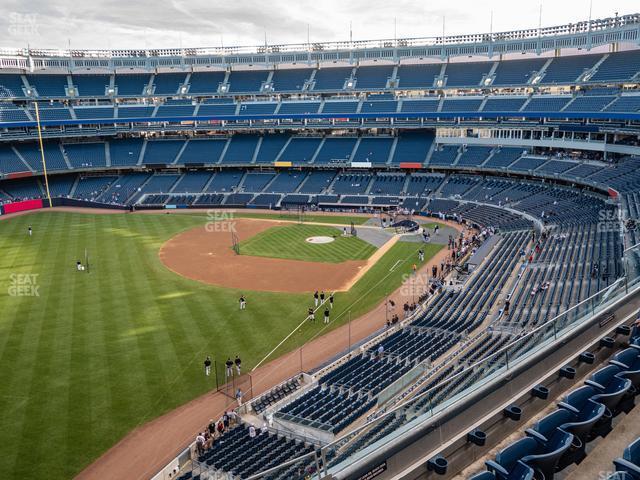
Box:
[561,385,598,411]
[590,365,624,389]
[495,437,539,471]
[626,437,640,465]
[612,349,640,369]
[531,409,574,440]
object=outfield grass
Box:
[0,212,442,479]
[239,224,376,263]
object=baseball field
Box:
[0,210,444,479]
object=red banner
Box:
[399,162,424,169]
[6,171,33,179]
[3,199,44,214]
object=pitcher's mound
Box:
[305,236,335,244]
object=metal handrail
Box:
[247,271,629,479]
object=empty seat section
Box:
[271,68,313,92]
[142,140,184,165]
[391,131,434,164]
[445,61,492,87]
[279,138,322,164]
[0,74,26,98]
[396,63,441,89]
[428,145,459,166]
[114,74,151,96]
[178,139,227,165]
[254,135,289,164]
[590,50,640,82]
[401,99,440,113]
[109,139,144,167]
[187,71,226,94]
[227,70,269,93]
[278,101,320,115]
[205,171,243,192]
[524,96,571,112]
[152,73,187,95]
[64,143,107,168]
[492,58,546,86]
[352,137,393,165]
[27,74,68,97]
[354,65,394,90]
[73,75,110,97]
[221,135,259,164]
[15,142,68,171]
[441,98,483,112]
[481,97,526,112]
[312,67,352,91]
[314,138,357,165]
[322,101,359,114]
[541,54,601,84]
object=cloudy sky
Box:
[1,0,638,51]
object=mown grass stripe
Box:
[0,212,444,479]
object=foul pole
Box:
[34,102,53,208]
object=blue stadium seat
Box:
[614,437,640,480]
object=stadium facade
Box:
[1,13,640,480]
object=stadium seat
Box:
[485,438,539,479]
[520,430,574,479]
[614,437,640,479]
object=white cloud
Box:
[0,0,638,50]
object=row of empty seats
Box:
[2,50,639,100]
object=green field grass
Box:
[239,224,376,262]
[0,211,442,479]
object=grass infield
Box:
[0,211,442,479]
[238,224,377,263]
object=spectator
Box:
[222,412,230,429]
[260,423,268,435]
[195,432,206,455]
[248,425,256,438]
[208,419,216,436]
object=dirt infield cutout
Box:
[159,219,395,293]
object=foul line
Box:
[251,296,335,373]
[253,241,450,376]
